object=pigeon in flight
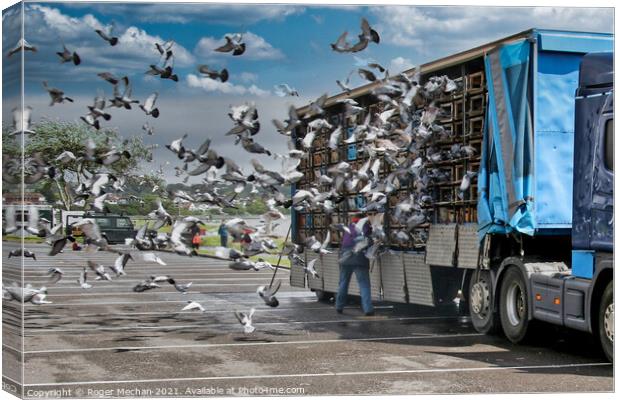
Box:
[167,278,192,294]
[142,252,167,265]
[56,45,81,65]
[88,261,112,281]
[46,268,63,284]
[42,81,73,106]
[234,308,256,334]
[95,28,118,46]
[182,300,205,312]
[304,258,320,278]
[10,106,35,135]
[8,248,37,260]
[257,280,281,308]
[7,38,37,57]
[140,92,160,118]
[197,65,229,82]
[274,83,299,97]
[214,33,246,56]
[109,252,133,277]
[77,268,92,289]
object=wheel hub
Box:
[471,280,490,316]
[604,302,614,343]
[506,282,525,326]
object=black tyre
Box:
[499,267,534,343]
[598,281,613,362]
[469,269,499,334]
[314,289,332,302]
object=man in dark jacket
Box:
[336,214,375,316]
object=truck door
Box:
[591,105,613,251]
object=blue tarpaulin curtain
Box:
[478,40,535,240]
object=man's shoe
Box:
[336,309,343,314]
[364,311,375,316]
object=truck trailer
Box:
[288,29,614,361]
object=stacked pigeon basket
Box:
[291,62,487,306]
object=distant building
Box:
[3,192,47,205]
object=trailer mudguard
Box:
[478,40,535,239]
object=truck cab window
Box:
[604,119,613,171]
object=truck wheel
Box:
[499,267,533,343]
[314,290,332,302]
[469,269,499,334]
[599,281,613,362]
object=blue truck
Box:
[290,29,614,361]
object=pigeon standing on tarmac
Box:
[167,278,192,294]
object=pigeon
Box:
[88,261,112,281]
[3,283,50,304]
[182,300,205,312]
[331,31,352,53]
[274,83,299,97]
[214,33,246,56]
[228,260,257,271]
[257,280,281,307]
[140,92,160,118]
[77,268,92,289]
[458,171,477,199]
[97,72,122,85]
[95,28,118,46]
[42,81,73,106]
[46,268,63,284]
[7,38,37,57]
[8,248,36,260]
[133,278,161,292]
[167,278,192,294]
[109,253,133,277]
[3,205,17,234]
[56,45,81,65]
[197,65,229,82]
[304,258,320,278]
[349,17,380,53]
[10,106,35,135]
[234,308,256,334]
[143,252,167,265]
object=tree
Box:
[3,119,154,211]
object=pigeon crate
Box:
[355,194,366,209]
[314,214,326,229]
[304,213,314,229]
[299,156,308,170]
[452,120,465,137]
[466,71,485,93]
[467,139,483,158]
[312,135,326,151]
[346,197,358,211]
[439,186,454,203]
[329,148,340,163]
[312,151,325,167]
[438,102,453,123]
[468,116,484,138]
[451,77,465,99]
[467,94,485,117]
[453,99,465,120]
[346,143,357,160]
[463,205,478,223]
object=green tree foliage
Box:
[3,119,154,211]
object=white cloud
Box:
[186,74,270,97]
[194,31,284,61]
[62,3,305,25]
[389,56,415,74]
[238,72,258,83]
[18,5,195,82]
[371,6,613,56]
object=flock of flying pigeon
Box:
[3,16,474,332]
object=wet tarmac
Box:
[2,242,613,397]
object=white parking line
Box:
[17,332,482,354]
[24,315,465,333]
[21,305,395,319]
[20,362,613,386]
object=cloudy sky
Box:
[2,2,614,181]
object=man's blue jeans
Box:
[336,252,374,314]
